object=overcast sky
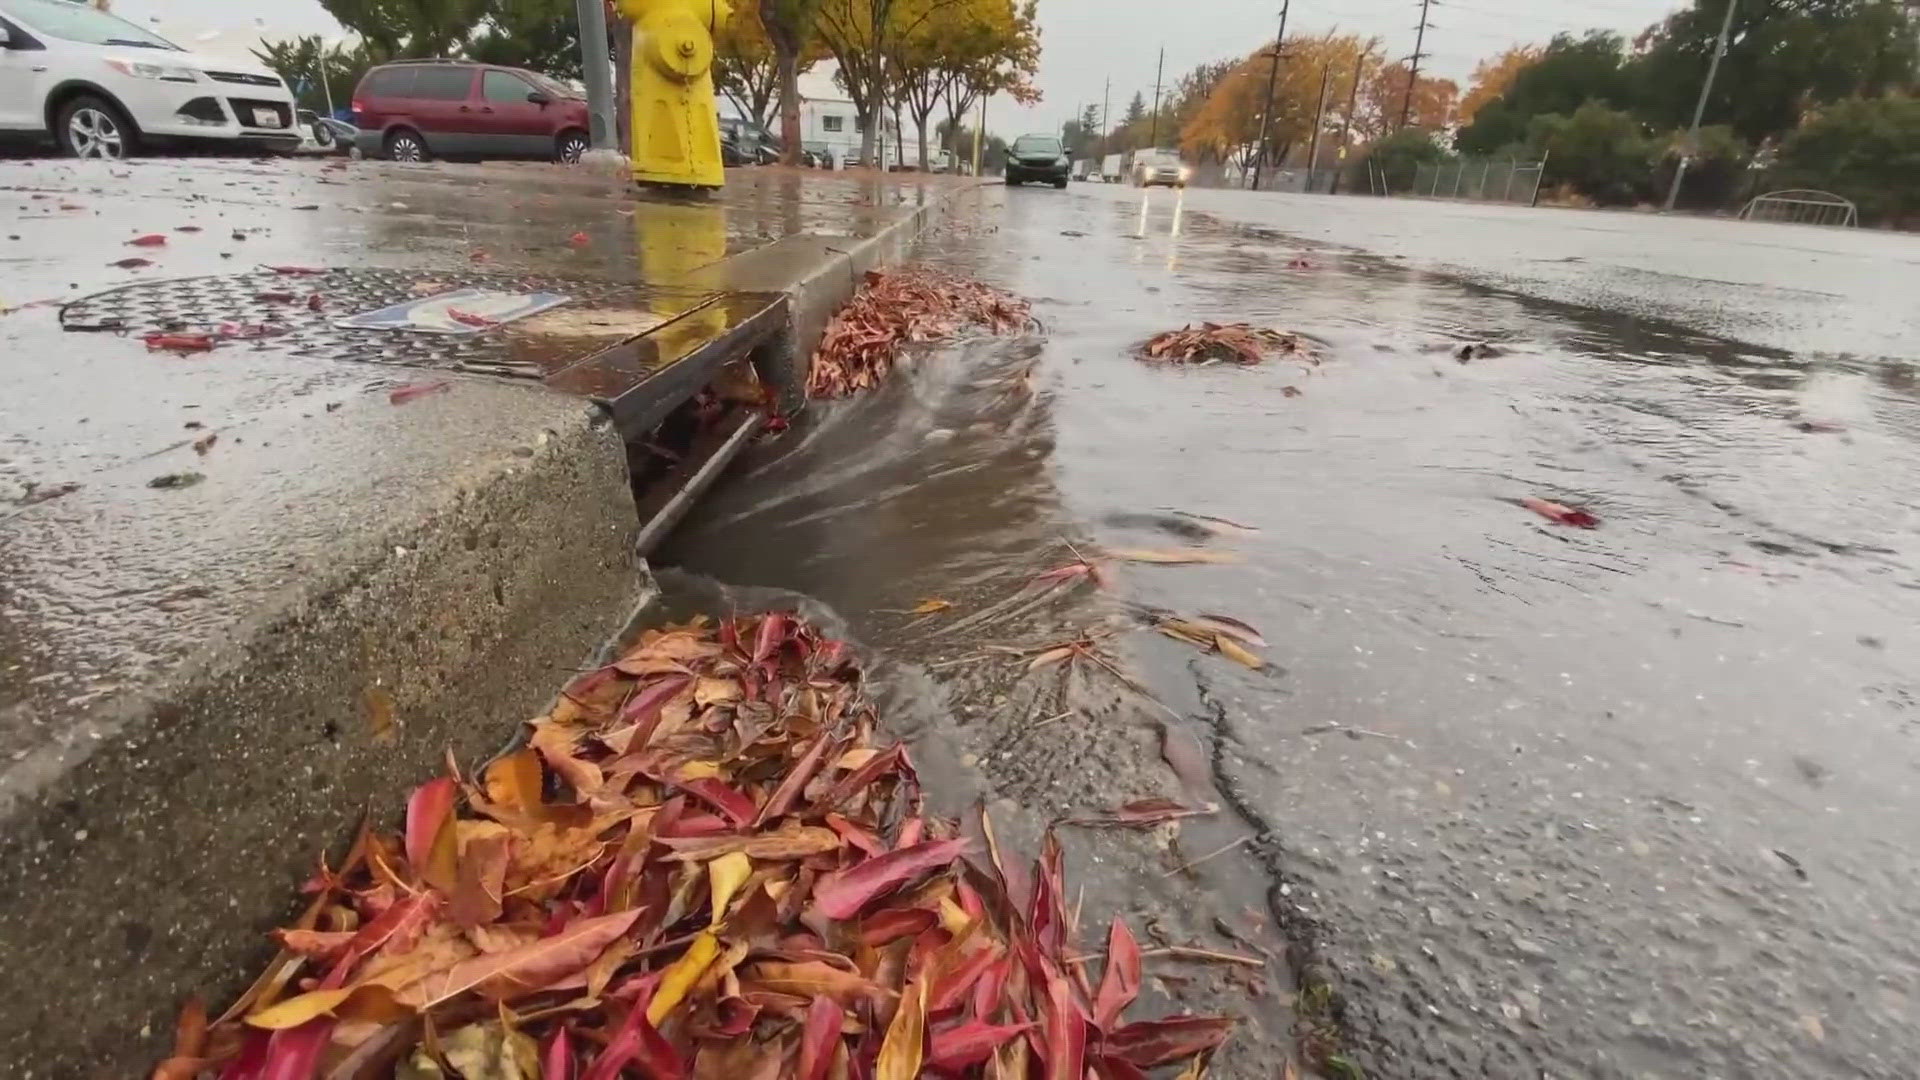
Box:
[114,0,1688,134]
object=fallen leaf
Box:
[448,308,497,328]
[255,291,297,303]
[266,265,326,275]
[1065,798,1212,830]
[403,909,641,1007]
[143,333,216,353]
[1105,1017,1235,1067]
[1111,547,1240,565]
[191,432,218,455]
[875,976,927,1080]
[795,996,842,1080]
[389,380,452,405]
[909,598,952,615]
[405,776,459,890]
[147,472,205,490]
[568,231,591,246]
[364,686,396,744]
[482,748,544,810]
[811,838,969,919]
[927,1019,1034,1071]
[1094,918,1141,1030]
[128,233,168,247]
[1519,495,1600,529]
[110,256,153,269]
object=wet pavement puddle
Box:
[662,185,1920,1078]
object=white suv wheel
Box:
[67,106,125,159]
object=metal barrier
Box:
[1741,189,1858,228]
[1410,156,1548,205]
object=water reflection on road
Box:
[668,182,1920,1078]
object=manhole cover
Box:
[59,268,717,380]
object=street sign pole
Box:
[1664,0,1737,211]
[575,0,618,151]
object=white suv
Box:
[0,0,299,158]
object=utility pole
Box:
[1329,44,1371,195]
[1401,0,1434,129]
[1304,62,1332,191]
[1250,0,1290,191]
[1664,0,1737,211]
[573,0,617,151]
[1148,48,1166,147]
[1101,77,1112,162]
[973,92,986,177]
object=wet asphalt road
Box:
[671,183,1920,1078]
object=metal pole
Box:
[1250,0,1290,191]
[1502,157,1515,201]
[1664,0,1736,211]
[1476,158,1489,198]
[973,92,986,177]
[1402,0,1433,128]
[1529,149,1549,207]
[318,48,335,118]
[1304,62,1331,192]
[1148,47,1166,147]
[574,0,616,150]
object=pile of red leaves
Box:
[807,268,1031,398]
[156,613,1230,1079]
[1139,324,1312,367]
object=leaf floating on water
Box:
[1139,323,1314,366]
[1519,495,1600,529]
[807,266,1031,399]
[147,471,204,490]
[389,380,452,405]
[1065,797,1214,829]
[127,233,168,247]
[143,333,216,353]
[909,598,952,615]
[1111,547,1241,565]
[109,256,153,269]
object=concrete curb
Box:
[0,173,976,1078]
[0,401,640,1078]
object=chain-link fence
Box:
[1410,157,1548,205]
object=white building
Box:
[793,66,897,167]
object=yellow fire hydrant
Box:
[616,0,730,189]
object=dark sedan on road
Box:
[1004,134,1069,188]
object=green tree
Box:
[317,0,486,58]
[1627,0,1918,145]
[1774,94,1920,225]
[1123,91,1146,126]
[467,0,583,79]
[1455,31,1630,154]
[1526,100,1655,204]
[1349,126,1451,191]
[1652,123,1749,209]
[253,36,384,114]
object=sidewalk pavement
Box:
[0,156,978,1076]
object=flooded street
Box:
[668,184,1920,1077]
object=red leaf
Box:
[322,891,440,987]
[796,995,842,1080]
[1029,832,1067,958]
[388,380,451,405]
[928,1020,1035,1071]
[128,233,168,247]
[447,308,496,328]
[673,777,757,826]
[404,776,457,872]
[752,612,787,664]
[259,1017,333,1080]
[754,732,833,825]
[928,946,999,1013]
[569,231,591,246]
[143,333,216,353]
[1042,974,1086,1080]
[1092,918,1140,1031]
[1519,496,1599,529]
[858,906,938,947]
[306,293,324,312]
[583,995,684,1080]
[825,812,884,857]
[266,265,325,275]
[544,1026,574,1080]
[822,744,906,808]
[406,908,641,1006]
[109,257,153,269]
[970,957,1010,1021]
[255,291,297,303]
[1104,1017,1235,1068]
[810,839,970,920]
[612,674,692,747]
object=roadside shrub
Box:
[1773,95,1920,227]
[1526,101,1656,205]
[1349,128,1453,193]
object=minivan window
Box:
[409,66,474,101]
[362,67,418,97]
[6,0,179,49]
[482,70,532,103]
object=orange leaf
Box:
[400,908,640,1007]
[875,976,927,1080]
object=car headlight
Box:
[106,59,199,83]
[1179,166,1193,180]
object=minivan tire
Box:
[556,130,589,164]
[384,128,428,163]
[56,95,137,160]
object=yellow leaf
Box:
[482,749,543,811]
[708,852,752,928]
[647,930,718,1025]
[365,686,397,745]
[676,760,722,781]
[910,598,953,615]
[245,987,354,1029]
[694,677,743,707]
[1109,547,1241,565]
[875,976,927,1080]
[937,897,971,937]
[1215,636,1267,670]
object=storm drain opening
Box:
[627,355,778,555]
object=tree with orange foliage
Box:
[1457,45,1542,126]
[1356,60,1457,139]
[1178,33,1379,173]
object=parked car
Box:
[718,117,779,165]
[0,0,298,158]
[1004,134,1069,188]
[802,141,833,169]
[1132,148,1191,188]
[350,59,590,163]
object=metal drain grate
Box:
[59,269,716,379]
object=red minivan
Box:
[351,59,591,164]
